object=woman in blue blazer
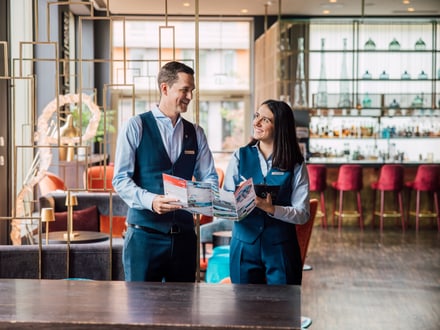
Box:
[223,99,310,285]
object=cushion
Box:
[42,206,99,233]
[99,215,126,238]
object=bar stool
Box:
[371,164,405,232]
[331,164,364,230]
[307,164,328,228]
[405,164,440,232]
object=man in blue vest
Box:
[113,61,218,282]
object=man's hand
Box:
[152,195,183,214]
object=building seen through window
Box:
[112,19,252,170]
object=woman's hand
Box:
[255,194,275,216]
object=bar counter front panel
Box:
[0,279,301,329]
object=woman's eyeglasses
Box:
[253,112,273,124]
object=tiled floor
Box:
[201,225,440,329]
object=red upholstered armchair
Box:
[85,165,115,192]
[296,198,319,267]
[38,172,67,196]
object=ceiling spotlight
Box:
[323,9,331,14]
[402,0,410,4]
[182,2,190,7]
[407,7,415,12]
[241,9,248,14]
[329,0,337,3]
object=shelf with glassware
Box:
[308,95,440,162]
[256,19,440,102]
[254,19,440,161]
[305,25,439,163]
[307,43,439,106]
[309,106,440,139]
[288,52,439,115]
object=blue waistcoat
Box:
[127,111,198,233]
[233,145,297,244]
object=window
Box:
[111,18,252,170]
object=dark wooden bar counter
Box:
[0,279,301,329]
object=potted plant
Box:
[70,106,116,154]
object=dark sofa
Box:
[39,191,129,237]
[0,239,124,280]
[39,191,128,223]
[0,192,129,280]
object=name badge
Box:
[272,171,284,175]
[184,150,195,155]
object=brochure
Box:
[162,173,256,221]
[162,173,213,216]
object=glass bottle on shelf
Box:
[411,94,424,108]
[379,70,389,80]
[293,37,307,108]
[362,93,372,108]
[401,70,411,80]
[418,70,428,79]
[338,38,351,108]
[389,99,400,108]
[316,38,328,108]
[389,99,400,116]
[364,38,376,50]
[414,38,426,51]
[343,142,350,161]
[362,70,372,79]
[389,38,400,50]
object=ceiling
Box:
[94,0,440,17]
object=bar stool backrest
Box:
[307,164,327,192]
[334,164,363,191]
[412,165,440,192]
[376,164,404,191]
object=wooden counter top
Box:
[0,279,301,329]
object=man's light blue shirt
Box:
[113,106,218,211]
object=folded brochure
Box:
[162,173,256,221]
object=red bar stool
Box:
[307,164,328,228]
[405,164,440,232]
[331,164,363,230]
[371,164,406,232]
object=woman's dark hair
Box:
[157,61,194,88]
[248,99,304,170]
